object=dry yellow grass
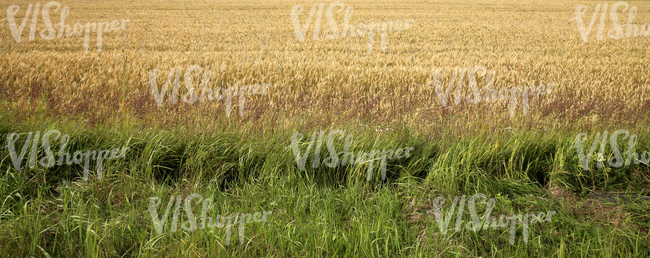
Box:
[1,0,649,136]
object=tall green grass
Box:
[0,112,648,257]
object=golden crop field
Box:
[3,0,649,131]
[1,0,649,257]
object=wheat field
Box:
[1,0,649,257]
